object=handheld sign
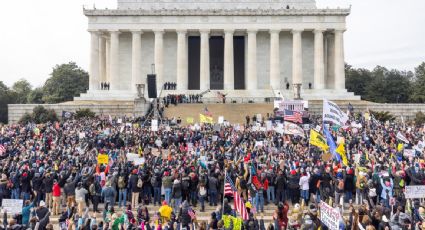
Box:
[2,199,23,215]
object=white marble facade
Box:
[78,0,360,101]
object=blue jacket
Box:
[22,201,34,225]
[380,178,393,199]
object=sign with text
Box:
[319,201,341,230]
[405,185,425,199]
[97,154,109,164]
[2,199,23,215]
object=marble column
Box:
[105,38,110,83]
[154,30,164,92]
[89,30,100,90]
[269,30,280,89]
[246,29,257,90]
[99,35,107,86]
[291,29,303,85]
[109,30,120,90]
[224,29,234,90]
[176,29,188,90]
[314,29,325,89]
[131,30,143,92]
[200,29,210,90]
[334,29,346,90]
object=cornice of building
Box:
[83,8,350,17]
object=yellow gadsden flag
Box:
[309,129,329,152]
[199,114,213,124]
[336,142,349,166]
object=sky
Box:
[0,0,424,88]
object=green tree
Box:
[32,105,58,124]
[75,108,96,119]
[411,62,425,103]
[27,87,44,104]
[0,81,15,123]
[345,64,372,98]
[12,79,32,104]
[42,62,89,103]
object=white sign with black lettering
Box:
[2,199,23,214]
[405,185,425,199]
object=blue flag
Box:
[324,128,341,161]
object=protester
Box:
[0,108,423,229]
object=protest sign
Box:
[218,116,224,124]
[403,149,415,158]
[97,154,109,164]
[319,201,341,230]
[323,100,348,127]
[79,132,86,139]
[117,118,122,124]
[266,120,273,131]
[2,199,23,214]
[151,119,158,131]
[283,121,305,137]
[405,185,425,199]
[396,131,409,143]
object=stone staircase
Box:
[163,103,274,124]
[43,202,356,230]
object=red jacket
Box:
[52,183,61,197]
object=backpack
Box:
[337,179,344,190]
[137,178,143,188]
[182,179,190,190]
[118,176,125,189]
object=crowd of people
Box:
[163,83,177,90]
[163,94,203,106]
[0,109,424,230]
[100,83,110,90]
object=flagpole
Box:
[222,170,226,217]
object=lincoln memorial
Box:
[76,0,359,101]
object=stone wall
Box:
[308,101,425,120]
[8,103,136,124]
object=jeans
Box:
[21,192,30,201]
[118,189,127,208]
[190,190,197,206]
[335,192,343,206]
[174,197,182,210]
[300,189,309,203]
[209,190,217,206]
[199,195,205,211]
[315,190,321,203]
[153,187,161,205]
[11,188,20,199]
[255,192,264,212]
[164,188,172,204]
[344,191,353,203]
[267,186,275,203]
[356,189,364,205]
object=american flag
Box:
[0,144,5,156]
[284,109,303,124]
[203,107,212,117]
[225,174,249,220]
[188,208,196,220]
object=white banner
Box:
[405,185,425,199]
[2,199,23,215]
[151,119,158,132]
[403,149,415,158]
[265,120,273,131]
[323,100,349,126]
[396,131,409,143]
[283,121,305,138]
[319,201,341,230]
[218,116,224,124]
